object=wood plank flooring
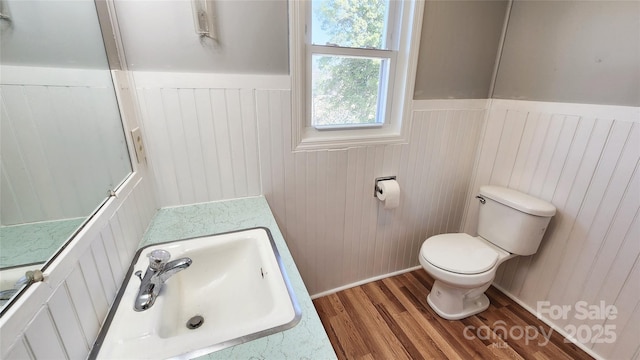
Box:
[313,269,593,360]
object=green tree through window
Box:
[312,0,388,126]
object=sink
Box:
[91,227,301,359]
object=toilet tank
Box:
[477,186,556,256]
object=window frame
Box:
[290,0,424,151]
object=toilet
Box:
[419,185,556,320]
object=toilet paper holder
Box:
[374,176,397,197]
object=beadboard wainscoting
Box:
[261,98,486,295]
[133,70,487,296]
[0,173,156,359]
[0,66,131,225]
[461,99,640,360]
[133,72,289,207]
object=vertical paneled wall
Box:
[134,71,486,295]
[462,99,640,359]
[1,174,157,359]
[134,74,266,206]
[259,95,485,294]
[0,66,131,225]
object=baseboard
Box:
[491,283,604,360]
[310,266,423,300]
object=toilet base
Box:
[426,280,490,320]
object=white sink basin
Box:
[91,228,301,359]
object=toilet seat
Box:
[421,234,499,275]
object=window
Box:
[291,0,423,150]
[311,0,396,128]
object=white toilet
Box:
[419,185,556,320]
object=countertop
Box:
[140,196,337,360]
[0,217,84,268]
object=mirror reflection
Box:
[0,0,132,309]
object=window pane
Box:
[312,55,386,127]
[312,0,389,49]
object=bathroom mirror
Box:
[0,0,132,312]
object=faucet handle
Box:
[147,249,171,271]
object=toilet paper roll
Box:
[376,179,400,209]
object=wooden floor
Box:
[313,269,593,360]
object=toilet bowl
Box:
[418,186,556,320]
[419,233,514,320]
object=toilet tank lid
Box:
[479,186,556,217]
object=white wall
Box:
[134,71,486,295]
[462,99,640,359]
[133,72,271,206]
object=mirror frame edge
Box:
[0,0,152,321]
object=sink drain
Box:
[186,315,204,330]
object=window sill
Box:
[312,123,384,131]
[294,123,407,151]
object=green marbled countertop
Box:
[140,196,337,360]
[0,217,85,268]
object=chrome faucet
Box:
[134,249,192,311]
